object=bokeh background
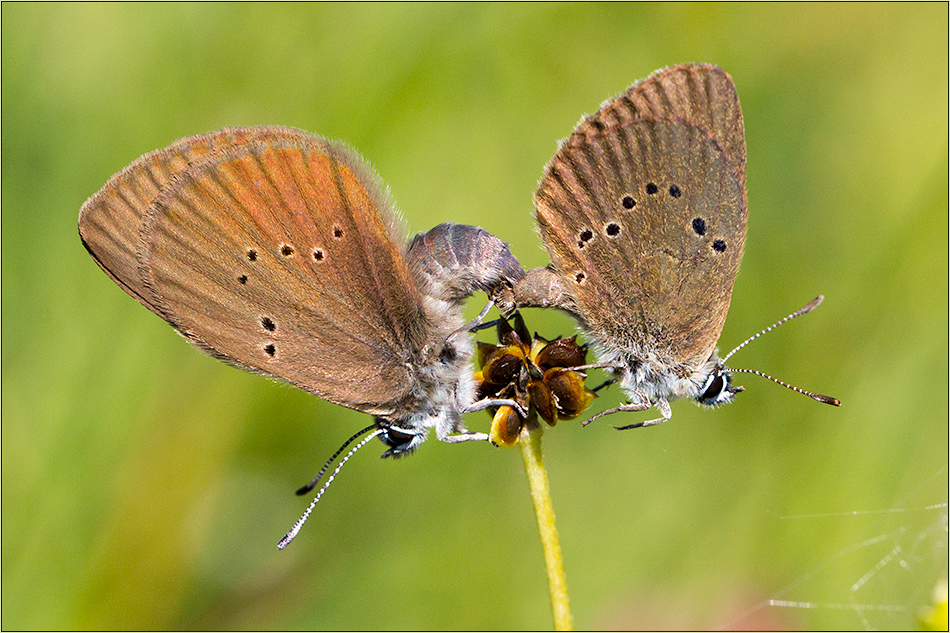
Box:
[3,4,947,630]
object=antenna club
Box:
[730,367,839,407]
[812,393,841,406]
[802,295,824,313]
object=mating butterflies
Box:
[79,67,838,547]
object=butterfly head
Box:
[376,421,427,458]
[693,358,744,407]
[611,351,744,409]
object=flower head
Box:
[474,314,596,447]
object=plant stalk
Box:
[519,419,573,630]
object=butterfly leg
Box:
[439,430,490,444]
[447,300,495,342]
[582,389,651,425]
[468,318,503,333]
[460,397,528,418]
[583,401,650,425]
[613,398,673,430]
[583,391,673,429]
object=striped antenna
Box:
[296,423,378,495]
[278,427,385,550]
[723,295,840,406]
[723,295,824,363]
[729,367,840,406]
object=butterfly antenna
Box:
[729,368,840,406]
[722,296,840,406]
[723,295,824,363]
[296,423,379,495]
[279,427,385,550]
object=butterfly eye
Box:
[701,374,725,401]
[378,424,425,458]
[698,369,738,406]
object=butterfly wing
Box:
[78,126,317,312]
[534,64,747,370]
[615,64,746,185]
[80,129,432,416]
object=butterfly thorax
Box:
[379,224,525,451]
[380,295,475,452]
[598,340,734,407]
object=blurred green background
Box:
[3,4,947,630]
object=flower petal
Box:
[535,336,587,371]
[489,406,523,448]
[528,380,558,426]
[546,368,597,419]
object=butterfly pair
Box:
[79,64,838,545]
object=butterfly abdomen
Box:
[406,223,525,308]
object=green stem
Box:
[519,419,573,631]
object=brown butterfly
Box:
[513,63,839,428]
[79,126,526,457]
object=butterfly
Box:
[79,126,526,457]
[512,63,839,428]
